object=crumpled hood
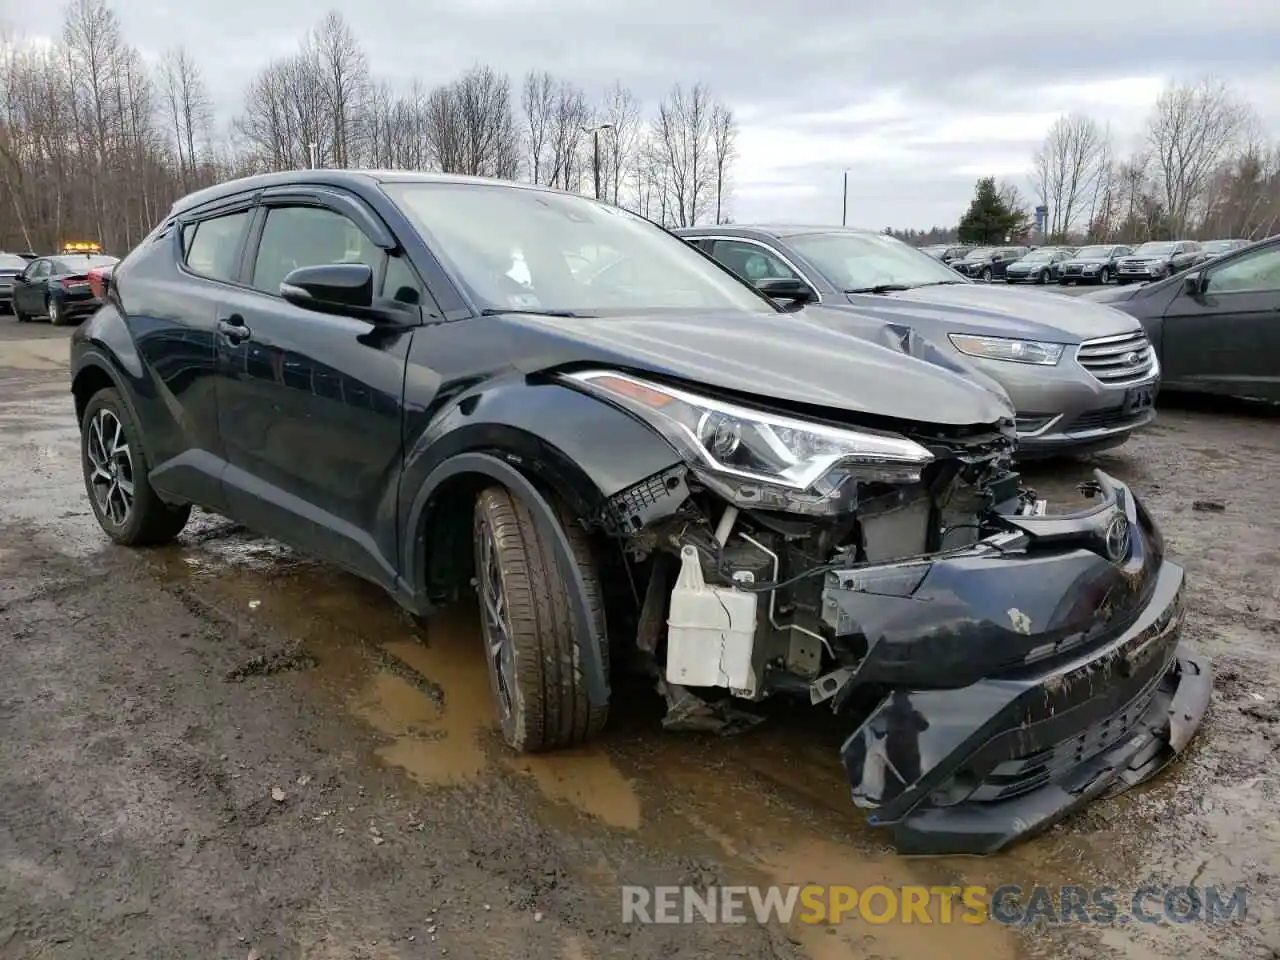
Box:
[842,282,1143,342]
[498,307,1015,427]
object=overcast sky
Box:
[6,0,1280,228]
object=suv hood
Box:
[497,308,1014,427]
[843,282,1141,342]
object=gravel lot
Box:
[1,308,1277,960]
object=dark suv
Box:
[69,171,1208,856]
[951,246,1029,282]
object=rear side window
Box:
[183,209,253,282]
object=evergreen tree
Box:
[957,177,1023,244]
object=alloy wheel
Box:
[478,519,516,722]
[85,408,135,526]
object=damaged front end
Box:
[563,368,1211,856]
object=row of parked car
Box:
[63,169,1220,857]
[0,243,119,325]
[920,239,1249,285]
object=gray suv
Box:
[677,225,1161,458]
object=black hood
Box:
[1065,257,1110,265]
[840,281,1142,342]
[495,308,1015,427]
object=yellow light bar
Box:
[61,241,102,253]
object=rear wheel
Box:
[47,295,67,326]
[80,388,191,545]
[473,485,609,752]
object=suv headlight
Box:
[948,334,1064,365]
[561,369,935,515]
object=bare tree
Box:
[309,10,368,168]
[159,46,211,188]
[1031,113,1110,238]
[521,70,555,184]
[546,78,588,191]
[425,65,519,179]
[599,81,640,204]
[710,102,737,224]
[651,82,716,227]
[1146,78,1254,236]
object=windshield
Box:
[1021,251,1052,262]
[961,247,993,259]
[786,232,967,291]
[1134,242,1176,255]
[383,182,774,315]
[52,254,117,272]
[0,254,27,269]
[1072,246,1111,259]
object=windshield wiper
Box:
[480,308,588,318]
[845,283,915,294]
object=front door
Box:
[1161,242,1280,400]
[213,189,426,588]
[13,259,50,314]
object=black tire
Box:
[980,267,992,282]
[473,485,609,752]
[1099,267,1111,284]
[80,387,191,546]
[1037,270,1048,285]
[47,295,66,326]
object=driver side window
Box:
[710,240,798,284]
[1205,246,1280,295]
[251,205,381,296]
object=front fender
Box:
[396,378,681,609]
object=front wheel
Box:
[980,267,992,282]
[1099,267,1111,284]
[473,486,609,753]
[81,388,191,545]
[1037,270,1048,285]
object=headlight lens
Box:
[562,370,935,514]
[948,334,1064,365]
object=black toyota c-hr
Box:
[69,171,1209,855]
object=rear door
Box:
[212,185,425,588]
[1161,241,1280,399]
[133,196,258,511]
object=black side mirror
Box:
[755,276,815,304]
[281,263,374,310]
[279,263,411,326]
[1183,272,1206,296]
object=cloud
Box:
[2,0,1276,228]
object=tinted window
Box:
[383,181,774,315]
[1205,245,1280,294]
[51,255,117,272]
[184,209,253,282]
[710,240,799,283]
[382,254,423,305]
[251,205,381,296]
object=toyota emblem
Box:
[1104,514,1131,562]
[1123,351,1139,365]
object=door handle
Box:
[217,315,251,342]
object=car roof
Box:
[168,169,576,218]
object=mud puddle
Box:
[136,513,1269,960]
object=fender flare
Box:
[407,452,610,709]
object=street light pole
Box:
[308,142,318,169]
[582,123,614,200]
[841,169,849,227]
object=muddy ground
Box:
[1,318,1277,960]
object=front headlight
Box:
[948,334,1064,366]
[561,369,935,515]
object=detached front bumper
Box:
[824,471,1211,855]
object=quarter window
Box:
[183,209,253,282]
[1205,246,1280,294]
[251,205,381,296]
